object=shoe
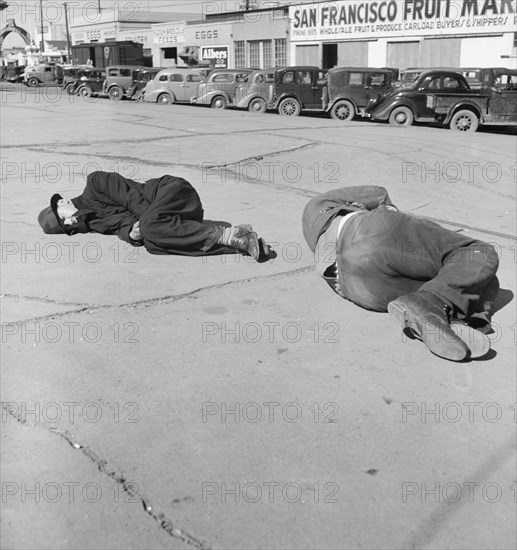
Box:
[387,291,469,361]
[450,320,490,359]
[227,224,260,261]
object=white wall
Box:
[460,35,517,70]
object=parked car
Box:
[324,67,395,121]
[233,69,276,112]
[105,65,146,100]
[23,63,62,87]
[363,69,512,131]
[394,67,483,89]
[126,67,163,100]
[460,67,483,89]
[366,70,474,126]
[143,67,212,105]
[74,68,106,98]
[62,65,90,94]
[1,65,26,83]
[271,66,327,116]
[439,67,517,131]
[393,68,426,88]
[191,69,253,109]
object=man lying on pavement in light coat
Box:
[38,171,269,261]
[302,185,500,361]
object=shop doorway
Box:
[322,43,338,69]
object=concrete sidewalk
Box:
[1,89,516,549]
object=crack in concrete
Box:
[1,293,91,308]
[2,402,211,549]
[8,266,315,325]
[2,125,332,151]
[16,141,317,174]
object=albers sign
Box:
[290,0,517,41]
[201,45,229,68]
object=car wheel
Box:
[109,86,122,101]
[78,86,92,98]
[157,93,172,105]
[450,109,479,132]
[389,106,414,126]
[211,96,227,109]
[278,97,301,116]
[248,97,267,113]
[65,83,76,95]
[27,77,39,87]
[330,100,355,121]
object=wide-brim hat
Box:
[38,193,68,234]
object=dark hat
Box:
[38,193,66,234]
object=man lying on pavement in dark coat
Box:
[38,171,269,261]
[302,186,500,362]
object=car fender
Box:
[198,90,231,105]
[442,101,483,125]
[273,93,304,110]
[370,98,416,121]
[235,92,264,109]
[158,91,176,103]
[327,96,359,114]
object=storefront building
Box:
[206,7,291,69]
[151,7,291,70]
[289,0,517,70]
[70,10,198,46]
[150,22,186,67]
[150,21,234,68]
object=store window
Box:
[274,38,286,67]
[163,48,177,60]
[263,41,272,68]
[248,40,273,69]
[249,41,260,68]
[235,41,246,69]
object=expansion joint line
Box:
[1,402,211,550]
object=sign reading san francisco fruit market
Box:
[289,0,517,41]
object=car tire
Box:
[27,77,39,87]
[211,96,227,109]
[450,109,479,132]
[248,97,267,113]
[389,106,414,126]
[109,86,122,101]
[78,86,92,98]
[65,83,76,95]
[330,100,355,121]
[278,97,301,116]
[157,93,173,105]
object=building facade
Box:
[288,0,517,69]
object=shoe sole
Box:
[450,321,490,359]
[388,301,468,362]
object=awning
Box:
[179,46,199,66]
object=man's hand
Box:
[129,221,142,241]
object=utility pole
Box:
[39,0,45,54]
[98,0,101,14]
[64,2,71,63]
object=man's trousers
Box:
[139,177,226,256]
[333,206,499,323]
